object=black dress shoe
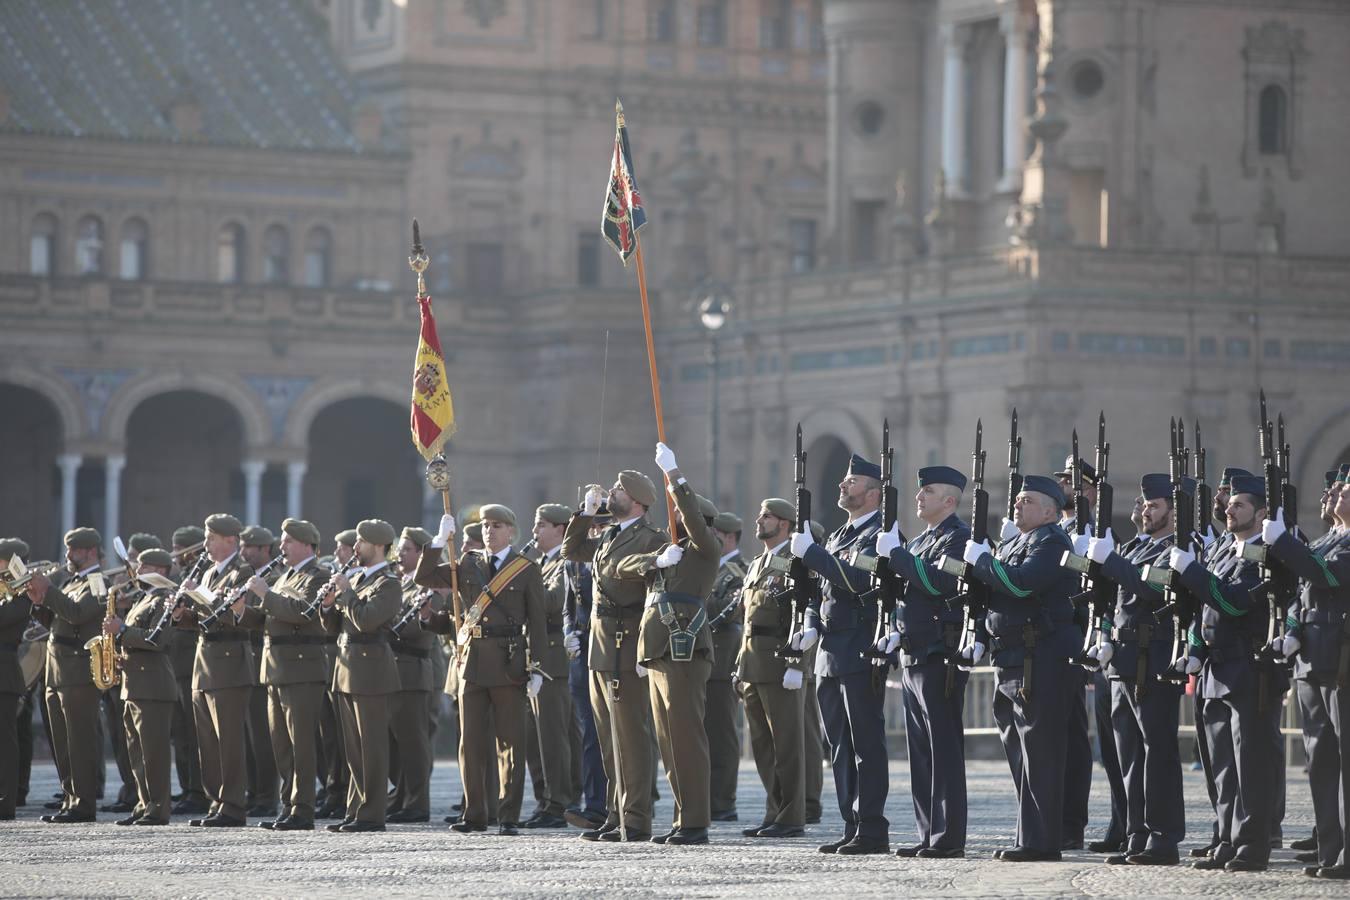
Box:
[895,845,926,858]
[1304,866,1323,877]
[1316,865,1350,879]
[819,833,856,854]
[1089,839,1123,853]
[115,814,141,826]
[1296,851,1319,863]
[580,824,616,841]
[340,821,386,833]
[386,810,430,824]
[173,799,209,816]
[710,810,738,822]
[1106,853,1135,865]
[247,805,278,818]
[45,810,95,824]
[257,819,279,830]
[1061,839,1084,851]
[450,821,487,833]
[1223,858,1266,872]
[1127,850,1179,866]
[443,815,459,825]
[273,818,314,831]
[133,818,168,826]
[755,824,805,839]
[742,824,767,837]
[916,847,963,859]
[1192,857,1229,870]
[1189,844,1217,858]
[521,814,567,829]
[326,818,355,832]
[43,800,63,811]
[667,827,709,846]
[201,814,246,827]
[651,827,679,845]
[188,817,208,827]
[565,810,606,830]
[314,806,342,821]
[498,823,520,836]
[101,800,134,814]
[1290,835,1318,851]
[999,847,1062,862]
[836,835,888,855]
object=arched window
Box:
[303,226,332,288]
[217,223,246,283]
[75,215,105,276]
[119,218,149,280]
[263,225,290,284]
[30,213,58,276]
[1258,84,1287,155]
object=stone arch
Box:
[0,365,85,442]
[0,381,68,552]
[103,371,270,450]
[798,405,877,534]
[798,404,876,463]
[283,377,409,449]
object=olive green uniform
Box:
[526,548,576,819]
[705,553,746,818]
[118,589,179,823]
[387,576,441,819]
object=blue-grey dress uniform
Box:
[883,471,970,854]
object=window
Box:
[263,225,290,284]
[697,1,726,46]
[581,0,605,39]
[1226,338,1251,358]
[119,218,149,280]
[217,223,246,283]
[760,0,790,51]
[809,0,825,52]
[75,216,104,276]
[466,242,504,296]
[303,227,332,288]
[851,200,883,264]
[1263,339,1282,358]
[1051,331,1070,351]
[577,232,600,286]
[1258,85,1286,155]
[30,213,57,276]
[788,218,817,273]
[648,0,675,42]
[1198,336,1217,356]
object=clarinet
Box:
[200,555,284,630]
[391,588,435,636]
[303,555,361,620]
[147,555,210,645]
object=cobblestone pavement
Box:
[0,758,1332,898]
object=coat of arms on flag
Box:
[411,295,456,460]
[602,100,647,265]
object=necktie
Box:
[488,555,499,577]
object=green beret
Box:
[137,548,173,570]
[809,520,825,542]
[172,525,205,548]
[479,504,516,527]
[713,512,743,534]
[400,526,433,548]
[760,498,795,521]
[281,518,321,547]
[127,532,163,555]
[204,514,243,538]
[617,469,658,508]
[64,527,102,550]
[0,538,31,561]
[695,494,718,522]
[463,521,483,543]
[356,518,397,546]
[239,525,275,547]
[535,503,572,526]
[335,529,358,547]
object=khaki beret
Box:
[400,526,433,548]
[172,525,205,548]
[618,470,658,508]
[64,526,102,550]
[0,538,30,561]
[463,521,483,543]
[760,498,795,521]
[356,518,397,546]
[137,548,173,570]
[281,518,321,547]
[239,525,275,547]
[204,514,243,538]
[127,532,163,555]
[479,504,516,527]
[713,512,743,534]
[535,503,572,526]
[335,528,358,547]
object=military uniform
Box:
[387,570,441,822]
[561,557,609,824]
[168,530,208,814]
[704,548,745,820]
[117,583,179,823]
[525,545,576,823]
[0,540,34,819]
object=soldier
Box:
[1262,467,1350,879]
[103,547,178,825]
[561,537,609,830]
[232,518,328,831]
[737,499,808,839]
[316,527,358,819]
[25,527,105,822]
[168,525,209,816]
[416,504,547,835]
[1081,474,1186,865]
[874,465,972,858]
[239,525,280,818]
[961,474,1081,861]
[386,526,439,824]
[789,453,888,856]
[321,518,403,832]
[522,503,577,829]
[562,469,667,842]
[0,537,34,820]
[705,510,746,824]
[1169,474,1284,871]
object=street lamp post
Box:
[698,292,729,502]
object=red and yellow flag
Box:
[410,296,456,459]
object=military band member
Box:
[790,454,889,855]
[232,518,328,831]
[104,547,178,825]
[316,527,358,819]
[563,470,667,842]
[386,526,439,824]
[705,511,746,824]
[239,525,280,818]
[874,465,972,858]
[321,518,403,832]
[737,499,808,839]
[522,503,577,829]
[961,475,1081,861]
[561,547,609,830]
[0,537,34,820]
[169,525,209,816]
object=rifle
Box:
[1066,413,1114,672]
[1194,421,1212,549]
[775,425,813,664]
[1007,408,1023,526]
[1154,418,1197,688]
[937,420,989,697]
[862,420,901,684]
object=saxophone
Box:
[85,574,120,691]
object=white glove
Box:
[999,517,1019,542]
[1272,635,1301,658]
[527,672,543,699]
[874,524,902,559]
[635,662,648,678]
[433,513,456,548]
[1261,508,1286,545]
[962,539,990,566]
[563,631,581,658]
[1088,529,1115,564]
[781,668,804,691]
[958,639,986,669]
[655,545,684,569]
[1169,546,1195,575]
[1072,533,1091,557]
[1171,655,1201,675]
[1201,526,1218,550]
[791,627,818,652]
[582,486,605,516]
[1088,641,1115,667]
[790,527,814,559]
[876,630,901,655]
[654,441,678,474]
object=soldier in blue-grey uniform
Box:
[873,465,971,858]
[788,453,888,856]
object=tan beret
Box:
[400,526,433,548]
[760,498,795,521]
[281,518,321,547]
[618,470,658,508]
[172,525,205,548]
[64,526,102,550]
[137,548,173,570]
[204,514,243,538]
[463,521,483,543]
[479,504,516,527]
[535,503,572,526]
[713,512,743,534]
[0,538,31,561]
[127,532,163,555]
[239,525,275,547]
[356,518,397,546]
[335,529,358,547]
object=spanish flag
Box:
[410,296,456,459]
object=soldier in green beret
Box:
[706,510,746,823]
[386,526,442,823]
[167,525,208,815]
[317,526,359,818]
[238,525,280,818]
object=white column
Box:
[57,454,82,537]
[998,12,1029,193]
[940,24,969,197]
[285,461,307,520]
[241,460,266,526]
[103,455,125,558]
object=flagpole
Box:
[632,234,678,538]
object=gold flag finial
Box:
[615,98,625,127]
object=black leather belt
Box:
[471,624,523,639]
[339,632,387,645]
[390,640,429,659]
[50,634,89,651]
[265,634,329,647]
[1112,626,1172,642]
[200,633,247,644]
[595,604,640,619]
[749,625,787,639]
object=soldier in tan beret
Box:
[0,538,34,820]
[317,527,359,818]
[25,527,106,821]
[230,518,328,831]
[171,513,256,827]
[386,525,441,823]
[239,525,281,818]
[167,525,209,815]
[706,510,746,823]
[320,518,402,832]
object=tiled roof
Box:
[0,0,390,154]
